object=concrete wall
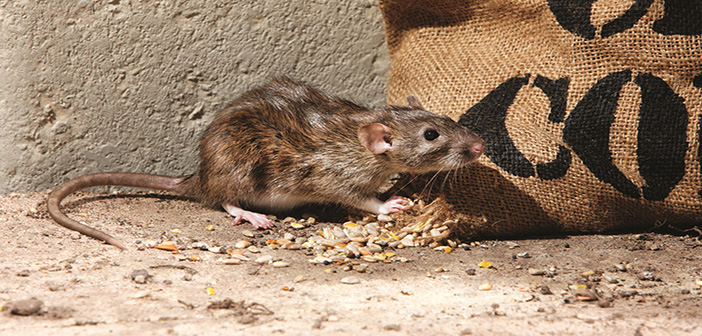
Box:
[0,0,389,193]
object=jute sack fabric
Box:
[379,0,702,237]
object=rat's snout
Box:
[461,135,485,161]
[471,141,485,155]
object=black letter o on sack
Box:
[562,70,688,200]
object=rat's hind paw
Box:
[222,203,275,229]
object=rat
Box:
[47,78,485,249]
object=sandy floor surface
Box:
[1,191,701,335]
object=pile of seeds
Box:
[146,198,466,268]
[263,198,465,265]
[283,216,459,265]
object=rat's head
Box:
[358,95,485,174]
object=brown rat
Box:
[47,78,484,249]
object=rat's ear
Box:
[406,95,424,109]
[358,123,394,154]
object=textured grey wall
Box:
[0,0,389,193]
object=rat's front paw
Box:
[241,211,275,229]
[378,196,409,214]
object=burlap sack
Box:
[379,0,702,238]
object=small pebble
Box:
[618,289,638,298]
[479,283,493,291]
[362,255,378,263]
[193,242,209,250]
[247,245,261,253]
[573,289,598,301]
[383,324,401,331]
[272,261,290,268]
[597,299,613,308]
[341,276,361,284]
[47,282,64,292]
[10,298,43,316]
[234,240,251,249]
[183,274,194,281]
[242,230,255,238]
[309,256,332,264]
[356,264,369,273]
[640,271,655,280]
[255,255,273,264]
[208,246,226,254]
[517,252,531,258]
[603,274,618,284]
[528,268,546,276]
[131,269,150,284]
[539,286,553,295]
[312,319,323,329]
[506,241,519,249]
[635,233,653,241]
[230,254,250,262]
[219,258,242,265]
[283,243,301,250]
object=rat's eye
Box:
[424,129,440,141]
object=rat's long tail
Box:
[47,173,187,249]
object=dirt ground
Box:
[1,191,701,335]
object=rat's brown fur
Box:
[48,78,484,249]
